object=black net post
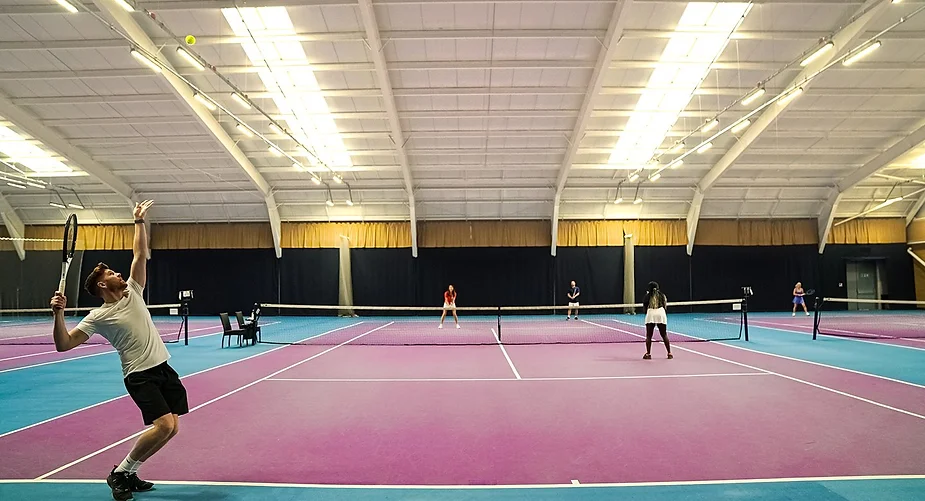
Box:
[742,295,749,342]
[496,306,502,343]
[812,297,822,340]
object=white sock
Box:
[115,454,142,474]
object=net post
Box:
[497,306,502,343]
[183,304,189,346]
[742,296,749,342]
[812,297,821,340]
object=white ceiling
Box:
[0,0,924,226]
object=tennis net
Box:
[0,304,187,345]
[813,298,925,340]
[256,299,747,346]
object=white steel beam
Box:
[0,93,135,203]
[357,0,419,257]
[0,194,26,260]
[92,0,282,257]
[818,120,925,251]
[906,192,925,226]
[687,0,891,255]
[551,0,632,256]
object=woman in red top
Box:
[439,285,460,329]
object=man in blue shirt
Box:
[567,281,580,320]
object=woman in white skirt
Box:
[642,281,672,360]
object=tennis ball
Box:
[185,35,196,45]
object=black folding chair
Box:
[220,313,247,348]
[235,311,259,345]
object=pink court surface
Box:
[2,316,925,500]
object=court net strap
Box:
[0,303,182,315]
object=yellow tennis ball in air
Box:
[185,35,196,45]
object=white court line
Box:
[35,322,392,480]
[614,319,925,392]
[0,321,363,441]
[4,474,925,489]
[588,320,925,423]
[571,479,581,485]
[491,328,521,379]
[746,319,925,351]
[0,324,228,363]
[265,373,770,382]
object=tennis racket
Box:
[57,214,78,294]
[804,289,816,296]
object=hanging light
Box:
[696,142,713,154]
[669,159,683,169]
[236,123,253,137]
[777,87,803,107]
[801,41,834,67]
[332,174,343,184]
[130,48,161,73]
[741,86,766,106]
[55,0,79,13]
[176,48,205,71]
[649,172,661,182]
[230,93,251,110]
[842,41,881,66]
[667,142,685,155]
[193,93,217,111]
[628,172,640,183]
[731,119,751,134]
[702,119,719,133]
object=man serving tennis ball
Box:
[50,200,188,501]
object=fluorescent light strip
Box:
[236,123,253,137]
[55,0,79,13]
[292,163,304,172]
[604,2,751,170]
[68,203,84,209]
[730,119,750,134]
[6,182,27,189]
[697,142,713,154]
[230,93,252,110]
[311,177,322,185]
[49,202,67,209]
[702,119,719,133]
[843,41,881,66]
[222,7,353,172]
[778,87,803,107]
[669,159,684,169]
[114,0,134,11]
[668,142,685,154]
[801,41,834,67]
[0,126,71,173]
[741,87,765,106]
[332,174,343,184]
[269,124,282,135]
[628,172,640,182]
[176,48,205,71]
[633,197,643,205]
[193,93,217,111]
[268,146,282,157]
[613,196,623,204]
[130,49,161,73]
[649,172,662,182]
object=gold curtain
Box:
[556,220,686,247]
[827,218,906,244]
[14,225,136,251]
[907,219,925,244]
[282,222,412,248]
[152,223,273,249]
[0,225,13,252]
[912,244,925,302]
[419,220,550,248]
[695,219,817,246]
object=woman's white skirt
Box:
[644,307,667,325]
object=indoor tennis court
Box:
[3,0,925,500]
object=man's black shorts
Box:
[124,362,189,425]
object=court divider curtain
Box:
[338,235,355,316]
[418,221,551,247]
[152,223,273,249]
[694,219,817,246]
[909,220,925,301]
[827,218,906,245]
[623,232,636,313]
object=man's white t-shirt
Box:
[76,278,170,377]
